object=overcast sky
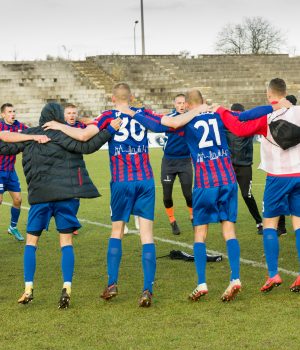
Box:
[1,0,299,60]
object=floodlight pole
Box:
[134,20,139,55]
[140,0,145,55]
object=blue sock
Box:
[61,245,74,283]
[194,242,206,284]
[24,245,37,283]
[263,228,279,278]
[142,243,156,293]
[107,238,122,286]
[295,229,300,273]
[226,239,240,280]
[11,206,21,227]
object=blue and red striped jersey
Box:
[163,110,190,159]
[93,107,169,182]
[0,120,28,171]
[182,112,236,188]
[68,121,87,129]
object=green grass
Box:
[0,145,299,349]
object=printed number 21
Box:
[194,119,221,148]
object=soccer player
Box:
[43,83,200,307]
[0,103,27,241]
[132,89,286,301]
[64,103,86,235]
[237,79,300,293]
[0,102,119,309]
[161,94,193,235]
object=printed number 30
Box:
[114,117,145,142]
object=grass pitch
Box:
[0,145,299,350]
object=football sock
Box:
[24,245,37,284]
[188,207,193,220]
[107,238,122,286]
[165,207,175,223]
[63,282,72,295]
[142,243,156,293]
[61,245,74,283]
[263,228,279,278]
[194,242,206,284]
[226,239,240,280]
[295,229,300,272]
[11,206,21,227]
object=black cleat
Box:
[101,284,118,300]
[277,227,287,236]
[58,288,70,309]
[256,223,263,235]
[138,290,152,307]
[170,221,180,235]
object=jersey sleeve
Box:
[134,109,174,133]
[216,107,268,137]
[238,105,273,121]
[92,111,115,130]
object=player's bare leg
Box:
[221,221,241,301]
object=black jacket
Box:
[226,130,254,166]
[0,103,112,204]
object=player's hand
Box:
[42,121,64,131]
[110,118,122,131]
[274,98,293,110]
[32,135,51,143]
[115,105,135,117]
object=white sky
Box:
[1,0,300,60]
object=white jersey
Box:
[259,106,300,175]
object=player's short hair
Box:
[174,93,186,100]
[64,103,77,109]
[286,95,297,106]
[268,78,287,96]
[1,103,13,113]
[230,103,245,112]
[112,82,131,101]
[186,89,203,105]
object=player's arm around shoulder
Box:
[161,104,210,128]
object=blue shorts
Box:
[192,183,238,226]
[263,176,300,218]
[27,199,81,236]
[0,170,21,194]
[110,179,155,222]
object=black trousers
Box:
[161,157,193,208]
[233,165,262,224]
[233,165,286,227]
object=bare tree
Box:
[215,17,285,54]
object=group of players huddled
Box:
[0,77,299,309]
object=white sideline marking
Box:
[1,201,298,277]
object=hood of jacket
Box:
[39,102,65,126]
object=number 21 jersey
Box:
[183,112,236,189]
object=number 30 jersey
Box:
[93,107,168,182]
[183,112,236,189]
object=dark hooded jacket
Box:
[0,103,113,204]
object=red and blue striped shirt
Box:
[0,120,27,171]
[93,108,169,182]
